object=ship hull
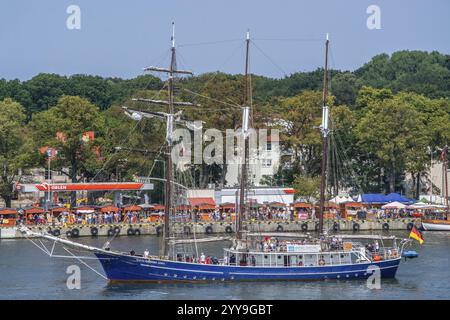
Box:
[422,220,450,231]
[95,252,401,282]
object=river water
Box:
[0,230,449,300]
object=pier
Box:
[0,218,420,239]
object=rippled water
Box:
[0,231,449,299]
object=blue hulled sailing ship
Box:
[91,27,410,282]
[21,25,413,283]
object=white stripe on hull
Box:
[422,222,450,231]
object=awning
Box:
[151,204,165,211]
[188,197,216,208]
[292,202,312,209]
[50,206,69,213]
[73,206,95,213]
[23,207,45,214]
[176,204,192,211]
[381,201,407,209]
[0,208,18,215]
[99,205,119,213]
[219,202,236,209]
[122,205,143,212]
[344,202,364,208]
[357,193,413,204]
[268,202,286,208]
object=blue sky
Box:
[0,0,449,80]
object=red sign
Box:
[36,183,144,192]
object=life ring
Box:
[113,226,121,235]
[90,227,98,236]
[156,226,162,236]
[205,225,213,234]
[276,225,284,232]
[333,222,339,232]
[301,223,308,232]
[53,229,61,237]
[183,225,191,235]
[107,229,114,237]
[406,222,414,231]
[225,226,233,234]
[65,230,72,238]
[373,255,381,261]
[127,228,135,236]
[382,223,390,231]
[352,223,360,232]
[134,229,141,236]
[71,228,80,238]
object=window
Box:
[267,142,272,151]
[262,159,272,167]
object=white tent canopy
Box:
[381,201,407,209]
[408,202,447,210]
[329,195,354,204]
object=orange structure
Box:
[341,202,365,219]
[292,202,312,220]
[122,205,143,212]
[189,197,216,221]
[99,205,119,213]
[315,202,340,219]
[0,208,18,227]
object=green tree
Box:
[0,99,34,207]
[29,96,106,206]
[293,175,320,203]
[274,90,327,180]
[355,94,428,194]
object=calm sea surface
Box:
[0,230,449,300]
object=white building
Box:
[225,134,280,187]
[215,187,294,206]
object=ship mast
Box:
[124,23,195,257]
[318,33,330,235]
[161,23,176,257]
[237,30,251,241]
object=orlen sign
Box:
[35,183,146,192]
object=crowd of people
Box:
[12,203,423,227]
[22,210,144,226]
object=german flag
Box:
[409,225,424,244]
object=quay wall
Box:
[0,218,421,239]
